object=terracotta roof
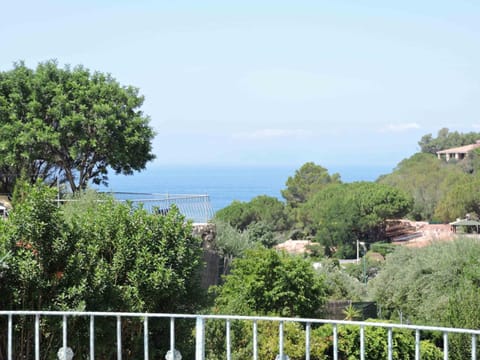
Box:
[436,142,480,154]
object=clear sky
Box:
[2,0,480,172]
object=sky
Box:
[2,0,480,174]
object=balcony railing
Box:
[59,192,215,223]
[1,311,480,360]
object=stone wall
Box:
[192,223,220,289]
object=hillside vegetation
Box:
[217,128,480,257]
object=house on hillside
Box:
[436,140,480,162]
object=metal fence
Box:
[61,192,215,223]
[1,311,480,360]
[119,193,215,224]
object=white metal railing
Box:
[1,311,480,360]
[59,192,215,223]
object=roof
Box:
[449,219,480,226]
[275,239,314,254]
[436,142,480,155]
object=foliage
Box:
[370,242,396,257]
[245,221,277,247]
[378,152,466,220]
[342,303,362,320]
[212,220,254,275]
[206,320,330,360]
[212,248,327,317]
[418,127,480,155]
[215,195,289,232]
[206,320,442,360]
[315,260,366,301]
[299,182,412,258]
[0,183,203,359]
[342,255,383,285]
[281,162,341,208]
[337,323,443,360]
[370,237,480,343]
[0,60,155,193]
[215,200,255,230]
[207,249,327,359]
[434,174,480,222]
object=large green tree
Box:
[215,195,289,232]
[0,60,155,193]
[282,162,341,208]
[212,247,327,317]
[299,182,412,258]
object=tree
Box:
[316,259,366,301]
[419,128,480,155]
[215,195,289,232]
[0,61,155,193]
[378,152,466,220]
[248,195,290,231]
[212,248,327,317]
[207,248,328,359]
[434,175,480,222]
[212,220,254,275]
[299,182,412,258]
[370,238,480,359]
[371,238,480,324]
[215,200,255,231]
[282,162,341,208]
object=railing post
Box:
[253,320,258,360]
[117,315,122,360]
[415,329,420,360]
[63,315,68,360]
[170,317,175,358]
[226,319,231,360]
[8,314,12,360]
[473,334,477,360]
[305,322,311,360]
[90,315,95,360]
[333,324,338,360]
[444,332,448,360]
[279,321,284,359]
[387,328,393,360]
[35,314,40,360]
[144,317,149,360]
[360,325,365,360]
[195,317,205,360]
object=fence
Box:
[1,311,480,360]
[61,192,215,223]
[119,193,214,223]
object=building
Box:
[436,140,480,161]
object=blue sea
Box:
[98,164,394,212]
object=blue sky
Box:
[2,0,480,172]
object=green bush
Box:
[0,183,204,359]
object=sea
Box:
[98,164,394,213]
